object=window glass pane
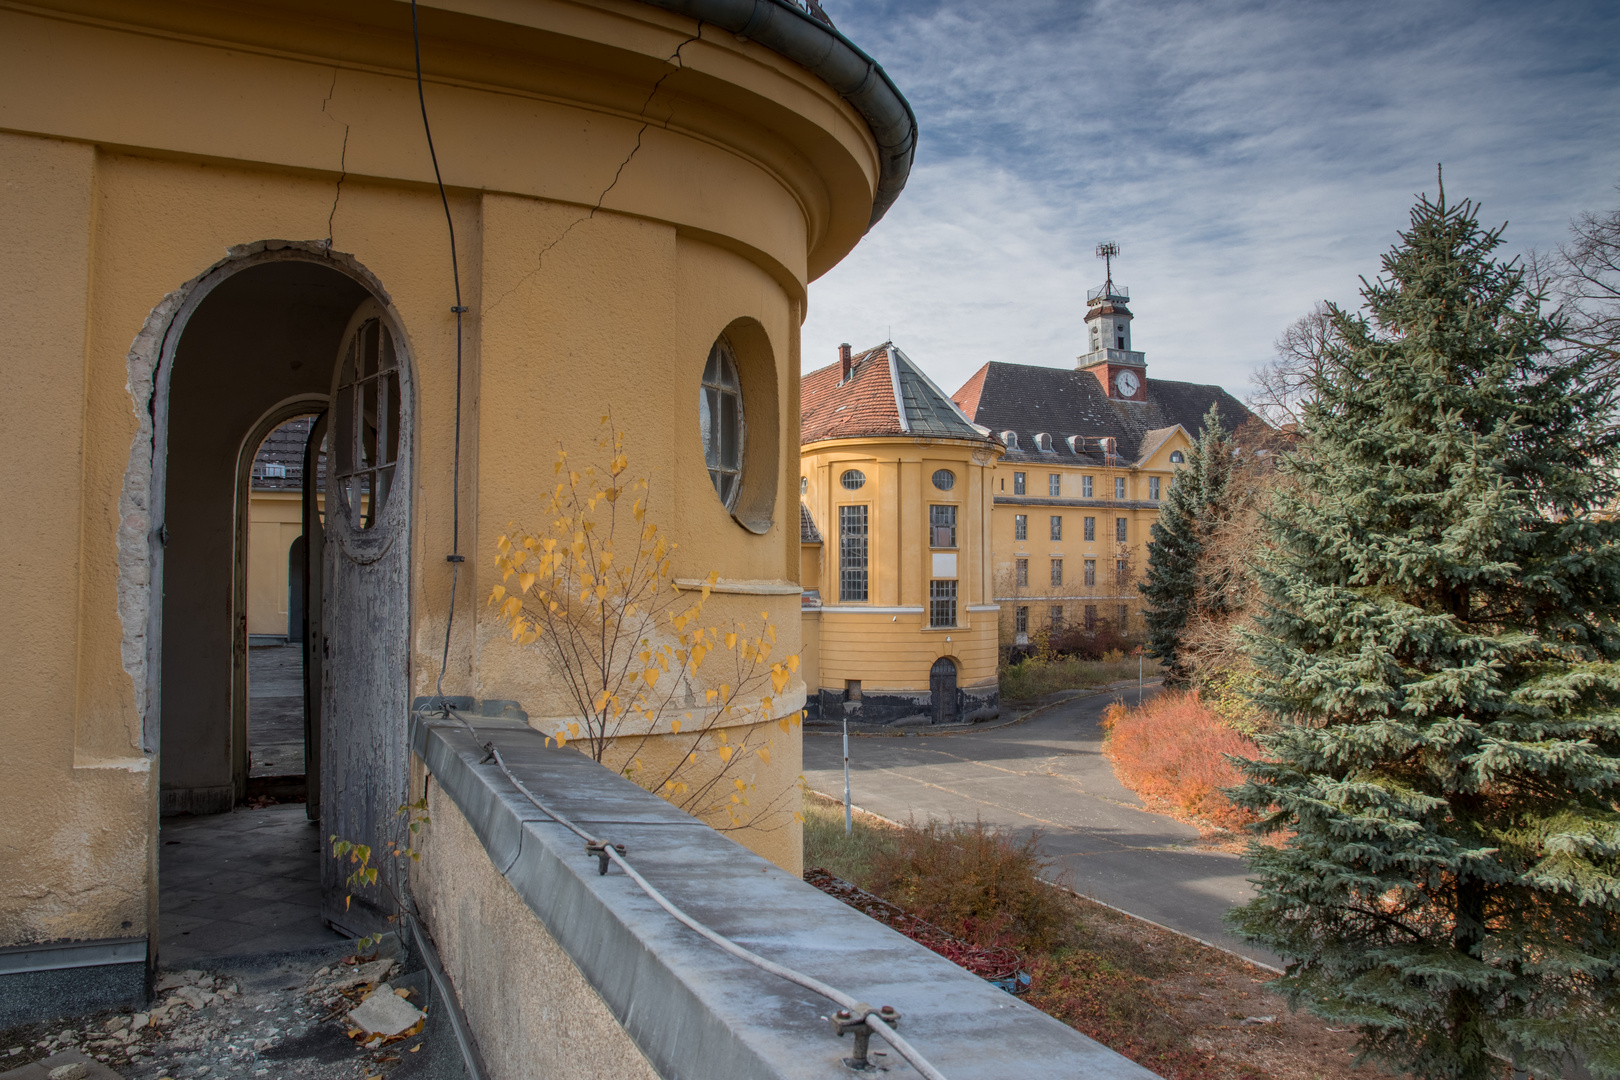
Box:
[379,324,397,372]
[1015,514,1026,540]
[334,384,355,474]
[1049,474,1060,496]
[703,344,720,384]
[1050,516,1062,541]
[932,469,955,491]
[1117,517,1127,542]
[720,391,739,469]
[1082,476,1093,498]
[361,320,379,380]
[1084,516,1095,541]
[1016,558,1028,586]
[374,465,394,524]
[700,387,715,466]
[385,371,401,466]
[1013,472,1025,495]
[1085,559,1096,586]
[841,470,866,490]
[1051,558,1062,586]
[930,580,957,627]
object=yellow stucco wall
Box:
[799,437,1002,703]
[0,0,885,950]
[989,429,1193,647]
[247,492,303,637]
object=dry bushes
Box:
[866,818,1072,953]
[1101,692,1261,830]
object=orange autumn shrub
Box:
[1101,691,1260,830]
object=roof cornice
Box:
[635,0,917,228]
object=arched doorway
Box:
[930,657,959,725]
[142,248,414,954]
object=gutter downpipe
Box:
[635,0,918,228]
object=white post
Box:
[843,714,852,836]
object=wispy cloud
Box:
[804,0,1620,397]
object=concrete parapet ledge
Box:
[410,712,1160,1079]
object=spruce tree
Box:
[1141,404,1233,681]
[1228,184,1620,1079]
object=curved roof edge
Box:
[636,0,917,229]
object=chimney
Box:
[839,342,852,382]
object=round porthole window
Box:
[931,469,956,491]
[700,336,744,509]
[841,469,866,490]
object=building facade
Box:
[0,0,911,1019]
[951,273,1255,651]
[800,344,1002,723]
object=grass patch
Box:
[999,652,1149,700]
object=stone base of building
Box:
[804,687,999,725]
[0,939,149,1029]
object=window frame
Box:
[699,336,745,510]
[929,579,958,628]
[1116,517,1127,542]
[1049,515,1062,541]
[929,504,958,549]
[1015,605,1029,635]
[1149,476,1160,500]
[1084,516,1095,542]
[1114,476,1126,499]
[932,469,956,491]
[1050,558,1063,587]
[1014,513,1027,541]
[838,504,869,603]
[1049,604,1064,628]
[1015,558,1029,586]
[1084,558,1096,586]
[1082,475,1094,498]
[1013,471,1026,495]
[840,469,866,490]
[1048,473,1061,497]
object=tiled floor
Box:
[159,804,345,965]
[249,643,305,777]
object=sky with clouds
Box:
[801,0,1620,401]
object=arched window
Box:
[333,316,401,530]
[841,469,866,490]
[1000,431,1019,451]
[1035,432,1054,452]
[1169,450,1185,464]
[800,476,809,495]
[931,469,955,491]
[700,336,743,509]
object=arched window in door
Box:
[332,318,401,530]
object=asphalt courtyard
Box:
[803,686,1282,970]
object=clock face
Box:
[1114,369,1140,397]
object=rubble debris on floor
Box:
[0,953,442,1080]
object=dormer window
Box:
[1035,432,1054,452]
[1169,450,1185,464]
[1000,431,1019,451]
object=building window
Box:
[1016,558,1028,586]
[1084,559,1096,586]
[1050,558,1063,586]
[1169,450,1185,463]
[1115,477,1126,499]
[800,476,808,494]
[1013,471,1026,495]
[930,580,957,627]
[1015,514,1027,540]
[1015,606,1029,634]
[334,316,402,530]
[1085,604,1098,629]
[930,504,957,548]
[1049,605,1064,628]
[1149,476,1160,500]
[1049,473,1061,497]
[700,336,744,509]
[1084,516,1095,542]
[1116,517,1127,542]
[1117,558,1130,586]
[1050,515,1062,541]
[1036,433,1053,452]
[932,469,956,491]
[1082,475,1093,498]
[841,469,866,490]
[1118,605,1129,631]
[839,505,868,602]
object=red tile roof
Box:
[801,344,906,443]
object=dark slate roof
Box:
[251,414,326,492]
[802,343,994,445]
[800,502,823,544]
[951,362,1256,465]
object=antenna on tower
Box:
[1089,241,1127,305]
[1096,241,1120,291]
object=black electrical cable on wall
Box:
[408,0,468,710]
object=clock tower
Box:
[1077,242,1147,400]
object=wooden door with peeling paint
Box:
[301,411,328,825]
[320,299,412,938]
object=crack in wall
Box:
[322,68,350,247]
[485,25,703,316]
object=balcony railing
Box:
[1086,284,1129,304]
